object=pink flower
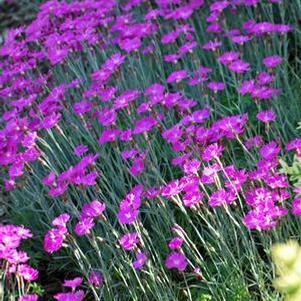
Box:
[231,35,251,45]
[73,101,93,116]
[118,208,139,224]
[161,31,179,44]
[256,72,275,85]
[292,198,301,215]
[259,141,280,160]
[133,116,158,134]
[19,294,38,301]
[286,138,301,155]
[203,40,222,51]
[207,81,225,91]
[130,156,145,176]
[54,290,84,301]
[218,51,240,65]
[183,159,201,174]
[121,148,139,160]
[243,209,280,230]
[202,143,224,161]
[208,189,236,207]
[74,145,88,156]
[256,109,276,123]
[52,214,70,228]
[18,264,39,281]
[74,218,95,236]
[239,79,255,95]
[167,70,188,84]
[210,1,230,12]
[44,228,65,253]
[119,37,142,52]
[168,237,184,250]
[119,232,140,251]
[165,252,188,272]
[228,60,251,74]
[114,90,140,110]
[63,277,83,290]
[97,108,117,126]
[81,200,106,219]
[263,55,282,68]
[42,172,56,186]
[98,128,121,144]
[88,271,104,287]
[133,252,148,270]
[161,180,183,198]
[42,112,61,129]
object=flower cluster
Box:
[0,224,39,298]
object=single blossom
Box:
[133,252,148,270]
[165,252,188,272]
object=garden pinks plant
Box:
[0,0,301,300]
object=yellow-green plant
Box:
[272,241,301,301]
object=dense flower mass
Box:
[0,0,299,300]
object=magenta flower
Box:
[161,180,183,198]
[98,128,121,145]
[165,252,188,272]
[63,277,83,290]
[73,101,93,116]
[130,156,145,176]
[161,31,180,44]
[218,51,240,65]
[74,145,88,156]
[54,290,84,301]
[210,1,230,12]
[120,37,142,52]
[286,138,301,154]
[74,218,95,236]
[207,23,223,34]
[19,294,38,301]
[18,264,39,281]
[256,109,276,123]
[168,237,184,250]
[81,200,106,219]
[167,70,188,84]
[52,214,70,228]
[231,35,251,45]
[259,141,280,160]
[44,228,65,253]
[41,112,61,129]
[243,209,280,230]
[88,271,104,287]
[228,60,251,74]
[292,198,301,215]
[97,108,117,127]
[208,189,235,207]
[133,252,148,270]
[42,172,56,186]
[119,232,140,251]
[114,90,140,110]
[263,55,282,68]
[133,116,158,135]
[239,79,256,95]
[207,81,225,91]
[183,159,201,174]
[256,72,275,85]
[202,143,224,161]
[118,208,139,224]
[121,148,139,160]
[203,38,222,51]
